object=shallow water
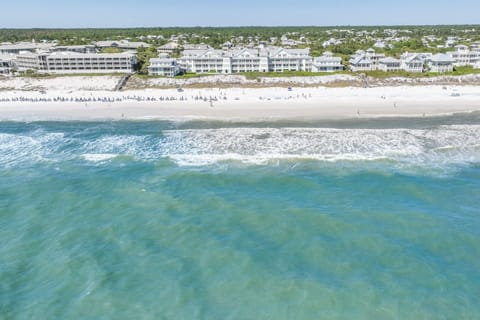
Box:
[1,116,480,319]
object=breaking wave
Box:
[1,123,479,172]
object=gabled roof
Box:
[95,40,150,49]
[314,56,342,63]
[379,57,400,64]
[264,46,310,58]
[429,53,456,63]
[350,55,371,65]
[402,53,426,63]
[230,48,259,58]
[159,42,179,50]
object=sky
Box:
[1,0,479,28]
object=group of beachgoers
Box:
[0,89,317,105]
[0,94,229,104]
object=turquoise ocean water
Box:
[1,115,480,319]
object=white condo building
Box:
[311,52,343,72]
[179,49,227,73]
[0,54,15,74]
[16,52,137,74]
[175,46,312,75]
[266,47,312,72]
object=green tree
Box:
[136,46,158,74]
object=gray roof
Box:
[314,56,342,63]
[158,42,180,50]
[379,57,400,64]
[55,45,95,49]
[0,42,54,51]
[350,55,371,65]
[46,52,136,59]
[429,53,456,63]
[95,40,150,49]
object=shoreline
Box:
[1,84,480,122]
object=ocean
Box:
[1,115,480,319]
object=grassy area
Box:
[100,47,124,54]
[363,66,480,78]
[240,71,350,80]
[134,72,217,80]
[138,68,480,81]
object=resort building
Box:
[16,52,137,74]
[266,47,312,72]
[311,52,343,72]
[179,49,227,73]
[378,57,402,72]
[230,48,267,73]
[0,55,15,74]
[15,52,49,71]
[447,45,480,66]
[428,54,455,73]
[148,55,181,77]
[177,46,312,74]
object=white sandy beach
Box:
[1,76,480,121]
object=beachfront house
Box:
[400,53,426,73]
[378,57,401,72]
[365,48,386,68]
[148,55,181,77]
[428,54,455,73]
[15,51,137,74]
[349,54,372,72]
[447,45,480,67]
[311,51,343,72]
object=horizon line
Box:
[1,23,480,30]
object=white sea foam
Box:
[82,153,119,162]
[1,124,479,170]
[159,125,480,167]
[0,131,66,166]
